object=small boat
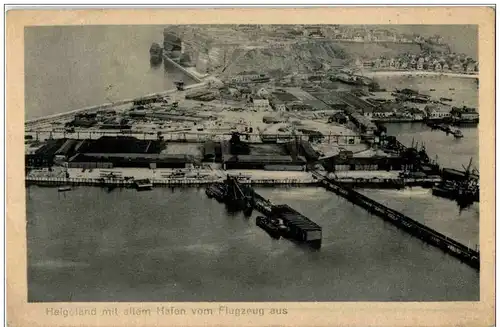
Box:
[256,216,283,240]
[426,121,438,129]
[438,124,452,133]
[432,185,456,200]
[58,186,72,192]
[134,179,153,191]
[453,129,464,138]
[243,201,253,217]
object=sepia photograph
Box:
[5,6,495,327]
[24,23,481,302]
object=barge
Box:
[268,204,322,249]
[134,179,153,191]
[440,97,453,102]
[256,216,285,239]
[205,183,227,202]
[58,186,72,192]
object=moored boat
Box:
[134,179,153,191]
[205,183,227,202]
[256,216,284,240]
[452,129,464,138]
[58,186,72,192]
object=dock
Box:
[25,172,442,189]
[312,171,479,270]
[203,176,323,249]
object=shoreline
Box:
[362,70,479,79]
[26,59,207,124]
[25,82,206,126]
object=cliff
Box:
[162,26,429,76]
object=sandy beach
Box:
[362,70,479,79]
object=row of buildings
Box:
[352,97,478,123]
[323,26,445,45]
[363,53,478,73]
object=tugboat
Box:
[256,216,285,240]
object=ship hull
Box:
[256,217,282,239]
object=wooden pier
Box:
[312,171,480,270]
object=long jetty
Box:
[312,170,480,270]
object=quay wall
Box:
[25,176,319,187]
[26,174,441,188]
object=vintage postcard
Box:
[6,6,495,327]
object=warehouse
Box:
[25,138,68,168]
[321,155,407,171]
[54,139,79,160]
[222,155,306,170]
[77,136,165,154]
[67,153,195,169]
[310,91,350,111]
[271,90,299,103]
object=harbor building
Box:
[222,155,307,171]
[250,96,270,110]
[67,153,195,169]
[425,104,452,120]
[269,98,286,112]
[348,113,378,137]
[451,106,479,123]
